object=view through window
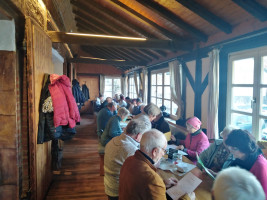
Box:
[128,76,139,99]
[151,69,178,117]
[104,77,121,99]
[228,47,267,141]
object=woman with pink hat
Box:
[172,116,210,163]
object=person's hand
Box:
[171,135,176,141]
[177,145,184,150]
[164,177,178,189]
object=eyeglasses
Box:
[186,123,195,129]
[159,147,167,154]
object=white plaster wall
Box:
[52,48,64,75]
[0,20,15,51]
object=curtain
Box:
[99,75,105,96]
[121,76,126,96]
[142,68,148,104]
[134,72,139,98]
[207,49,220,139]
[125,75,128,97]
[169,60,183,120]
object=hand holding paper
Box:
[196,153,215,180]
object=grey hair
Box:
[212,167,265,200]
[126,118,151,136]
[143,103,161,117]
[140,129,167,154]
[107,101,117,108]
[117,107,129,118]
[220,125,236,138]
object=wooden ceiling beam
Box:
[68,57,146,66]
[47,31,193,51]
[76,20,108,35]
[135,0,208,42]
[72,0,153,38]
[110,0,181,40]
[114,48,153,62]
[176,0,232,34]
[81,46,116,60]
[232,0,267,22]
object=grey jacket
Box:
[197,139,234,171]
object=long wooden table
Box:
[158,156,213,200]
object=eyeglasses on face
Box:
[159,147,167,154]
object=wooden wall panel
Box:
[77,75,99,114]
[0,51,18,200]
[76,63,122,75]
[26,18,53,200]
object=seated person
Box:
[171,116,210,163]
[101,97,113,109]
[118,94,127,108]
[132,98,143,115]
[104,118,152,200]
[160,105,170,118]
[212,167,265,200]
[226,129,267,196]
[113,94,120,103]
[94,94,104,112]
[128,99,136,114]
[97,102,117,138]
[197,126,235,173]
[119,129,193,200]
[101,107,129,146]
[125,97,131,110]
[152,112,170,133]
[135,103,161,122]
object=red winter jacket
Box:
[48,74,80,128]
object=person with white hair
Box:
[135,102,161,122]
[119,129,192,200]
[104,118,152,200]
[100,107,129,146]
[197,126,235,174]
[212,167,266,200]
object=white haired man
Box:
[104,118,152,200]
[119,129,178,200]
[212,167,265,200]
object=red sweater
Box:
[180,130,210,163]
[250,154,267,199]
[48,74,80,128]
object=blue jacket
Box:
[97,107,114,137]
[100,115,122,146]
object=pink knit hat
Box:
[186,117,202,129]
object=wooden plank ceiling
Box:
[57,0,267,71]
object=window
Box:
[151,69,178,117]
[128,75,139,99]
[104,77,121,98]
[227,47,267,141]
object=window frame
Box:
[227,46,267,141]
[150,68,178,118]
[104,76,121,98]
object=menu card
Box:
[196,153,215,180]
[166,172,202,200]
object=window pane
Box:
[105,78,112,85]
[151,97,156,105]
[260,88,267,116]
[259,118,267,140]
[152,74,157,85]
[105,85,112,92]
[261,56,267,84]
[114,79,121,95]
[232,87,252,113]
[164,100,171,114]
[105,92,112,98]
[164,72,170,85]
[172,102,178,115]
[232,58,254,84]
[157,98,162,108]
[157,86,162,98]
[151,86,157,97]
[164,86,171,99]
[157,73,162,85]
[231,113,252,133]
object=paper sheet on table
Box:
[196,153,215,180]
[176,161,196,173]
[167,145,188,156]
[167,172,202,200]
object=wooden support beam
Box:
[68,57,146,66]
[110,0,182,40]
[176,0,232,34]
[47,31,193,51]
[135,0,208,41]
[232,0,267,21]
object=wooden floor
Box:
[46,114,107,200]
